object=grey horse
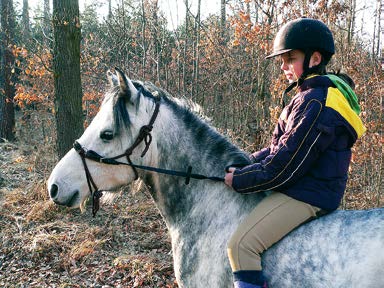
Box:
[48,70,384,287]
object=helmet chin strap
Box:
[297,50,314,86]
[281,81,297,107]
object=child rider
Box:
[224,17,366,288]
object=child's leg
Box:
[227,192,322,285]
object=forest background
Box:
[0,0,383,287]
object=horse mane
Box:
[132,81,251,167]
[133,80,206,119]
[104,80,250,167]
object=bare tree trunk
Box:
[183,0,189,96]
[372,0,381,57]
[22,0,30,39]
[346,0,356,44]
[177,42,181,92]
[375,0,383,58]
[43,0,51,43]
[254,1,259,23]
[192,0,201,100]
[117,0,130,73]
[108,0,112,20]
[221,0,226,43]
[381,0,384,67]
[246,0,250,15]
[0,0,16,142]
[141,0,147,78]
[351,0,356,43]
[151,0,160,83]
[215,0,227,112]
[52,0,83,158]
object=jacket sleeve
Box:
[232,98,334,193]
[249,147,270,163]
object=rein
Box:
[74,96,224,217]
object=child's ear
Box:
[309,51,322,67]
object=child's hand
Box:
[225,167,236,187]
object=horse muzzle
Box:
[49,183,80,208]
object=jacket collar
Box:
[297,75,332,92]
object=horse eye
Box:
[100,130,114,141]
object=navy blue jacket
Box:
[232,75,365,211]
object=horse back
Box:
[263,208,384,287]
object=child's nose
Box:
[281,61,288,71]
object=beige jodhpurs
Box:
[227,192,322,271]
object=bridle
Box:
[74,94,224,217]
[74,96,160,217]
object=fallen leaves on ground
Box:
[0,141,178,287]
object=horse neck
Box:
[143,101,259,228]
[158,101,248,173]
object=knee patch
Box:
[227,230,264,271]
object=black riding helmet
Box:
[266,17,335,62]
[267,18,336,102]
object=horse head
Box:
[47,69,159,212]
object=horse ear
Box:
[114,67,138,103]
[107,70,119,87]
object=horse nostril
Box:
[50,184,59,199]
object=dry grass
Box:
[0,139,177,288]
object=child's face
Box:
[279,50,305,83]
